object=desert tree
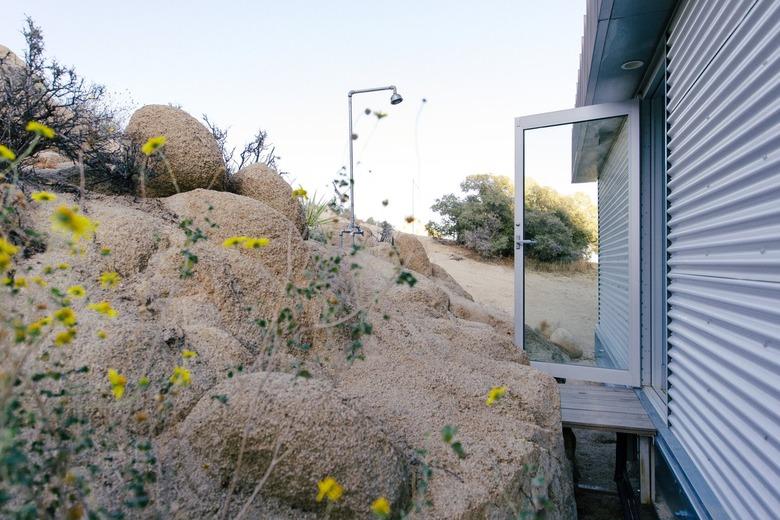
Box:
[0,17,131,183]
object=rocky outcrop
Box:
[449,293,513,337]
[395,232,433,276]
[0,44,25,87]
[170,372,409,517]
[431,262,474,301]
[550,328,583,359]
[163,189,308,280]
[125,105,226,197]
[7,185,575,519]
[229,163,306,235]
[330,251,573,519]
[31,150,71,169]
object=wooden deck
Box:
[558,382,656,510]
[559,382,655,435]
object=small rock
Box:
[550,328,583,358]
[395,233,432,276]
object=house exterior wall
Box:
[576,0,600,106]
[596,121,630,369]
[666,1,780,517]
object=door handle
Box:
[516,237,536,249]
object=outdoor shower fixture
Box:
[340,85,403,247]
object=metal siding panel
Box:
[667,1,780,517]
[667,0,756,112]
[577,0,601,106]
[597,122,630,368]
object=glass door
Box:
[514,101,640,386]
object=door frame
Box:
[514,100,640,386]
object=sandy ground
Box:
[419,236,598,362]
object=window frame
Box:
[514,100,641,386]
[639,55,670,417]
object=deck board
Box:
[559,383,655,435]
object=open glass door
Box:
[515,101,640,386]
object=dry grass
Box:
[429,238,597,275]
[524,257,597,275]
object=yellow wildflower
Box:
[370,497,391,518]
[243,237,270,249]
[169,366,191,386]
[26,316,51,336]
[0,237,18,257]
[141,135,167,156]
[53,307,77,326]
[26,323,42,336]
[100,247,111,256]
[66,285,86,298]
[316,476,343,503]
[58,263,70,270]
[107,368,127,400]
[99,271,121,289]
[25,121,56,139]
[96,329,107,340]
[31,276,47,287]
[291,187,308,199]
[0,144,16,161]
[31,191,57,202]
[54,328,77,346]
[13,276,27,288]
[222,236,248,248]
[0,252,11,272]
[88,301,118,318]
[28,316,53,337]
[51,205,97,241]
[1,277,11,286]
[486,385,508,406]
[181,349,197,359]
[13,321,26,342]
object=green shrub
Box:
[523,210,577,262]
[524,179,597,260]
[427,174,515,257]
[427,175,597,262]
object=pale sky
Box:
[3,1,587,232]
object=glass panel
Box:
[523,115,629,369]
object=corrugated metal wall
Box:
[576,0,600,106]
[666,0,780,517]
[596,122,630,369]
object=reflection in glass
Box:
[522,116,629,369]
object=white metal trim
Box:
[514,99,640,386]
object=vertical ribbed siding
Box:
[576,0,600,106]
[596,122,630,369]
[667,1,780,518]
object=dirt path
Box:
[418,236,598,359]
